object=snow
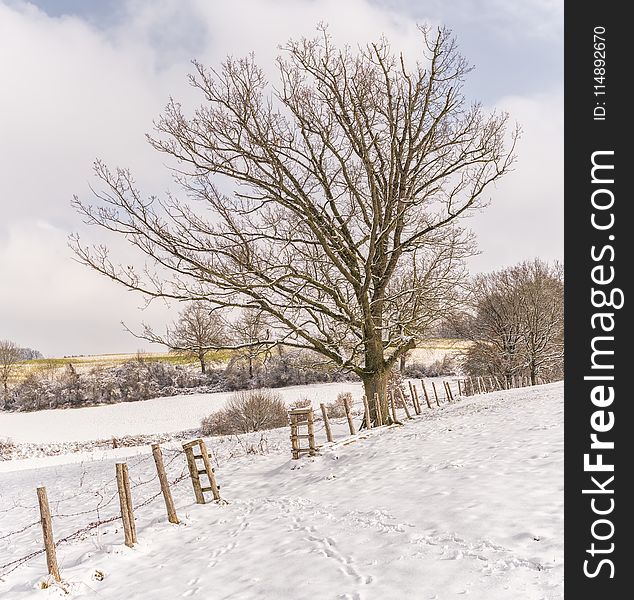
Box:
[0,382,364,444]
[0,382,563,599]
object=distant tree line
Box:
[2,347,353,413]
[453,259,564,385]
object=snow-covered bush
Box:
[201,389,288,435]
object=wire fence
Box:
[1,374,547,582]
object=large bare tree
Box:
[71,26,516,423]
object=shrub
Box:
[324,392,352,418]
[201,389,288,436]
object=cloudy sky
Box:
[0,0,563,357]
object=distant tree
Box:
[139,303,226,373]
[71,26,517,425]
[18,347,44,360]
[463,259,563,385]
[0,340,22,408]
[229,309,273,379]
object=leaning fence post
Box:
[420,379,433,408]
[397,387,412,419]
[152,444,179,524]
[343,396,356,435]
[36,487,61,582]
[407,382,418,414]
[362,395,372,430]
[389,391,402,425]
[116,463,135,547]
[373,393,383,426]
[431,381,440,405]
[320,403,334,442]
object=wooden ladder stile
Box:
[182,438,223,504]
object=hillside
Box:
[0,382,563,599]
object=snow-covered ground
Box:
[0,382,563,599]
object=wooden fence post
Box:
[457,379,462,396]
[389,391,402,425]
[494,376,501,390]
[343,396,356,435]
[407,382,418,414]
[469,376,475,395]
[445,381,455,402]
[320,403,334,442]
[151,444,179,524]
[36,487,61,582]
[431,381,440,405]
[362,395,372,429]
[411,385,422,413]
[116,463,135,547]
[419,379,432,409]
[373,393,383,426]
[397,388,412,419]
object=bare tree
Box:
[0,340,22,408]
[229,308,272,379]
[139,303,226,373]
[463,259,563,385]
[71,26,517,424]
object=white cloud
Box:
[0,0,562,355]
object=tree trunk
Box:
[199,353,206,374]
[399,354,406,372]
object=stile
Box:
[183,443,206,503]
[198,440,222,501]
[36,487,61,582]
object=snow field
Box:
[0,382,563,599]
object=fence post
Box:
[343,396,356,435]
[407,382,418,414]
[397,387,412,419]
[373,393,384,426]
[494,376,502,390]
[412,385,422,413]
[389,391,402,425]
[457,379,462,396]
[116,463,135,547]
[36,487,61,582]
[362,395,372,429]
[431,381,440,405]
[151,444,179,524]
[442,381,451,402]
[420,379,434,408]
[320,403,334,442]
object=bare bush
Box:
[201,389,288,436]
